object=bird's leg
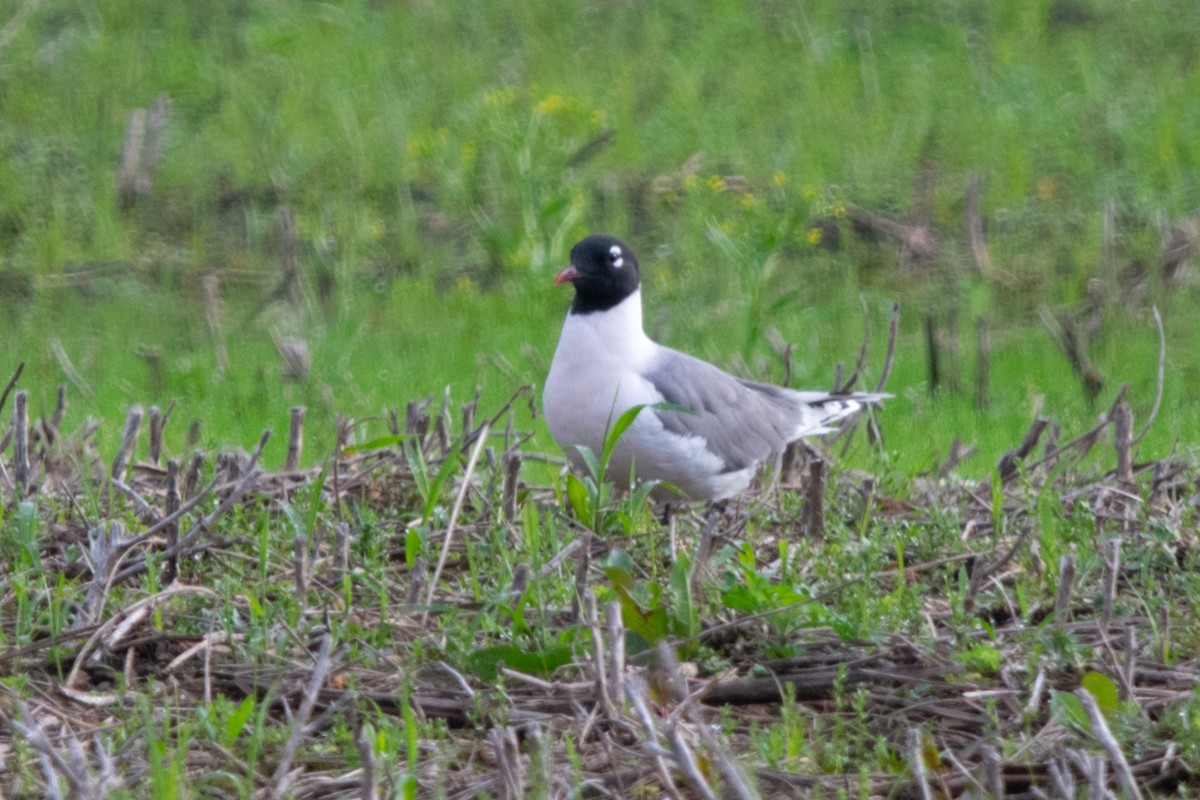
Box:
[659,501,679,561]
[689,503,723,595]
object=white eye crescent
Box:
[609,244,624,269]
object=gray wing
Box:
[644,349,821,472]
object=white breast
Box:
[544,291,657,457]
[543,291,732,499]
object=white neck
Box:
[559,289,655,367]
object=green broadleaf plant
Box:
[564,401,689,534]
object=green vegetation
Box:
[1,0,1197,471]
[2,0,1199,796]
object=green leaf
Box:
[669,555,698,641]
[223,696,255,746]
[279,501,307,542]
[601,404,649,464]
[465,644,574,681]
[497,603,530,637]
[401,681,418,800]
[1081,671,1120,716]
[422,449,464,523]
[599,549,637,588]
[1050,689,1089,733]
[522,502,542,560]
[341,433,410,455]
[600,556,669,651]
[404,526,425,569]
[720,584,759,613]
[566,474,592,526]
[957,643,1003,673]
[573,444,601,483]
[600,402,693,470]
[629,477,666,507]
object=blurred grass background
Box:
[1,0,1197,479]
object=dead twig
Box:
[1113,397,1134,484]
[110,405,143,480]
[997,417,1050,483]
[116,94,170,208]
[801,456,826,539]
[907,728,934,800]
[975,316,990,410]
[1053,554,1077,620]
[286,406,306,472]
[925,314,940,395]
[422,422,490,620]
[886,302,907,394]
[0,361,24,419]
[268,633,335,800]
[846,206,940,267]
[965,174,991,274]
[64,584,219,689]
[1074,688,1144,800]
[110,431,271,584]
[1039,305,1104,402]
[13,389,30,495]
[1132,306,1165,446]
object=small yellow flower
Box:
[483,87,514,108]
[706,175,727,192]
[806,227,823,245]
[801,184,818,201]
[772,170,787,187]
[535,94,565,115]
[682,174,699,190]
[738,193,757,209]
[833,200,846,219]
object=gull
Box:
[543,234,887,501]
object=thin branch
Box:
[1132,306,1165,446]
[1074,688,1144,800]
[422,422,490,619]
[907,728,934,800]
[268,633,334,800]
[873,302,900,393]
[64,585,219,689]
[0,361,24,419]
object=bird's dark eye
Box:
[608,244,625,269]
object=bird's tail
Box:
[794,391,890,432]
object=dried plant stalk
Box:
[163,459,181,585]
[501,450,521,520]
[802,457,826,539]
[13,389,29,495]
[286,406,306,472]
[148,406,163,465]
[975,316,990,410]
[111,405,143,480]
[1113,398,1134,483]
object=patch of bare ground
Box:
[0,361,1197,799]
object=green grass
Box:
[2,0,1197,478]
[2,260,1186,483]
[5,1,1199,265]
[3,1,1200,794]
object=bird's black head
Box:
[556,234,641,314]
